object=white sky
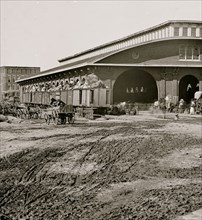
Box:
[1,0,201,71]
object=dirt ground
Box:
[0,112,201,220]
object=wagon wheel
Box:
[63,117,67,124]
[16,110,21,119]
[25,112,30,119]
[20,112,24,119]
[51,110,58,125]
[44,113,48,123]
[38,111,42,119]
[68,115,75,124]
[44,113,50,124]
[53,116,59,125]
[47,115,51,125]
[35,112,39,119]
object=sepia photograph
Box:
[0,0,202,219]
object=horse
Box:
[27,105,41,119]
[16,105,28,119]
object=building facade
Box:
[0,66,40,101]
[16,20,202,106]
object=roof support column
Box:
[19,86,23,103]
[172,69,179,104]
[157,79,166,99]
[111,79,116,104]
[172,79,179,105]
[158,70,167,99]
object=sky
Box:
[1,0,201,71]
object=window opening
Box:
[174,27,179,36]
[79,90,82,105]
[186,47,192,59]
[90,90,94,104]
[182,27,188,36]
[179,46,186,59]
[191,27,196,37]
[200,28,202,37]
[106,90,110,105]
[193,47,200,60]
[179,46,200,60]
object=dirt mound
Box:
[0,114,8,122]
[0,115,23,127]
[0,117,201,219]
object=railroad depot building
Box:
[0,66,40,101]
[16,20,202,107]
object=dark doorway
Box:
[179,75,199,103]
[30,92,33,103]
[113,69,158,103]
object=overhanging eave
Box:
[89,63,202,68]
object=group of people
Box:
[154,96,198,115]
[178,98,198,115]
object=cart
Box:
[56,112,75,124]
[44,104,75,125]
[43,106,59,125]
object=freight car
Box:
[20,82,109,121]
[21,87,108,107]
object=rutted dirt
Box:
[0,114,201,219]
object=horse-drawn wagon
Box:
[16,104,41,119]
[43,99,75,125]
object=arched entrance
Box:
[179,75,199,103]
[113,69,158,103]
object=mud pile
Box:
[0,119,201,219]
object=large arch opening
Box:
[113,69,158,104]
[179,75,199,103]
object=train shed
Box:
[16,20,202,108]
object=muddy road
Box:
[0,113,201,220]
